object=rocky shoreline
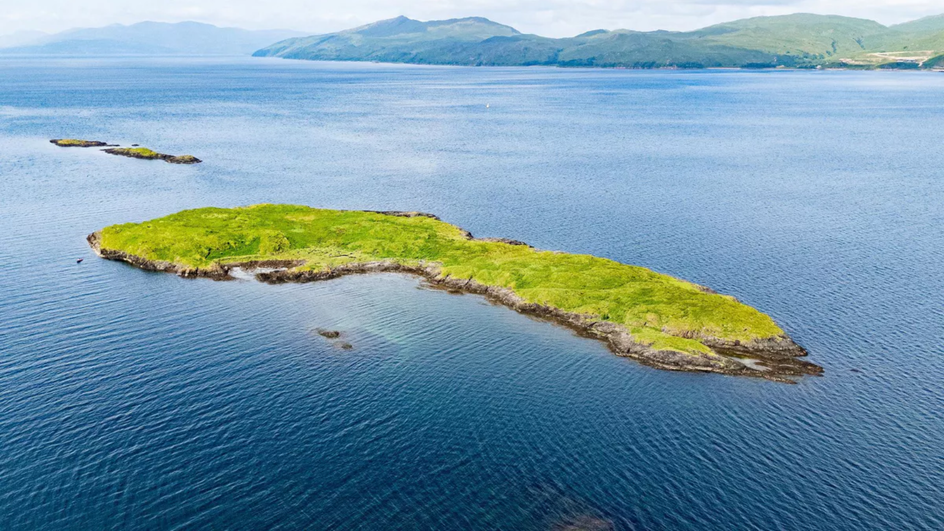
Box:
[87,226,823,383]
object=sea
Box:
[1,56,942,530]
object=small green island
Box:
[50,138,114,147]
[88,204,822,382]
[103,147,201,164]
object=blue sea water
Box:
[0,57,942,530]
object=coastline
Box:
[254,55,944,72]
[87,214,823,383]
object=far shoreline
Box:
[3,55,941,73]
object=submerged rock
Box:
[552,515,614,531]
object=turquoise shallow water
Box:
[0,57,942,530]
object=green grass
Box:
[52,139,106,147]
[99,204,787,354]
[114,147,162,158]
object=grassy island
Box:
[89,205,821,381]
[50,138,112,147]
[103,147,201,164]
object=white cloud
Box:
[0,0,941,37]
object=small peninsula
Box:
[103,147,201,164]
[88,205,822,382]
[50,138,114,147]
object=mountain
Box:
[254,16,521,61]
[0,21,307,55]
[875,15,944,54]
[254,13,944,69]
[889,14,944,34]
[253,16,774,67]
[689,14,887,57]
[0,30,47,49]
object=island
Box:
[87,204,823,382]
[103,147,201,164]
[50,138,114,147]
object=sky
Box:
[0,0,942,37]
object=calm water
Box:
[1,57,942,530]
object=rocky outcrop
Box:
[87,232,228,279]
[167,155,201,164]
[88,230,821,382]
[474,237,531,247]
[102,148,201,164]
[365,210,442,220]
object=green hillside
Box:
[253,13,944,69]
[257,16,522,62]
[693,14,886,56]
[889,14,944,34]
[923,53,944,68]
[556,31,777,68]
[874,15,944,54]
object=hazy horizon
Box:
[1,1,942,39]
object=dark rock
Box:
[364,210,442,220]
[474,237,532,247]
[696,284,718,294]
[167,155,201,164]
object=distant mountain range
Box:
[3,14,942,68]
[0,21,306,56]
[254,14,944,69]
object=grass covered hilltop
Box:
[89,205,822,381]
